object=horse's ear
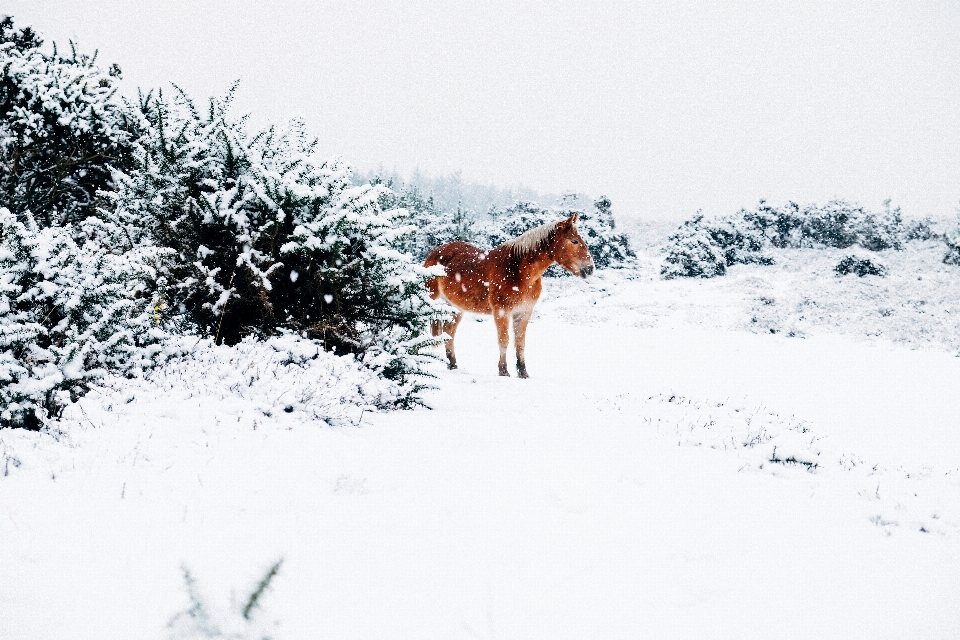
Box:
[569,213,579,224]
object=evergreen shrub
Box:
[106,86,446,386]
[663,199,925,279]
[0,16,448,425]
[0,208,165,428]
[834,255,887,277]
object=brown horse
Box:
[424,214,595,378]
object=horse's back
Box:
[424,241,486,269]
[424,241,496,313]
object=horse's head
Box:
[551,214,595,278]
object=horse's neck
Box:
[517,248,555,280]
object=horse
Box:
[424,213,595,378]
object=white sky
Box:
[6,1,960,219]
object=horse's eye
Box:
[572,240,579,245]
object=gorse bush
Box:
[0,208,166,428]
[662,199,929,279]
[108,86,443,362]
[0,19,164,428]
[943,205,960,266]
[0,17,446,427]
[834,255,887,277]
[0,17,135,227]
[661,211,771,279]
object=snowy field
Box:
[3,237,960,639]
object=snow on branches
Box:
[0,208,165,427]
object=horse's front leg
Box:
[493,309,510,376]
[512,306,533,378]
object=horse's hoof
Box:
[517,371,529,379]
[498,367,510,377]
[447,362,458,370]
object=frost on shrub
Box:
[0,208,166,428]
[660,214,728,279]
[834,255,887,277]
[944,230,960,266]
[0,17,136,227]
[106,86,445,392]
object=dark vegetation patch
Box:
[662,199,933,279]
[835,256,887,278]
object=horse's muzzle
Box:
[580,264,595,278]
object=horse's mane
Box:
[503,221,559,257]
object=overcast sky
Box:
[6,1,960,219]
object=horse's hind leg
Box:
[512,307,533,379]
[440,312,463,369]
[494,309,510,376]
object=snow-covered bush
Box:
[943,206,960,266]
[0,208,165,428]
[0,17,135,226]
[478,201,555,249]
[0,14,448,422]
[577,196,635,268]
[660,213,729,279]
[661,212,771,279]
[105,86,445,388]
[944,231,960,266]
[834,255,887,277]
[663,199,921,279]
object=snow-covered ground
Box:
[3,238,960,639]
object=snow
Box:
[3,239,960,639]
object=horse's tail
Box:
[424,249,446,336]
[423,248,444,301]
